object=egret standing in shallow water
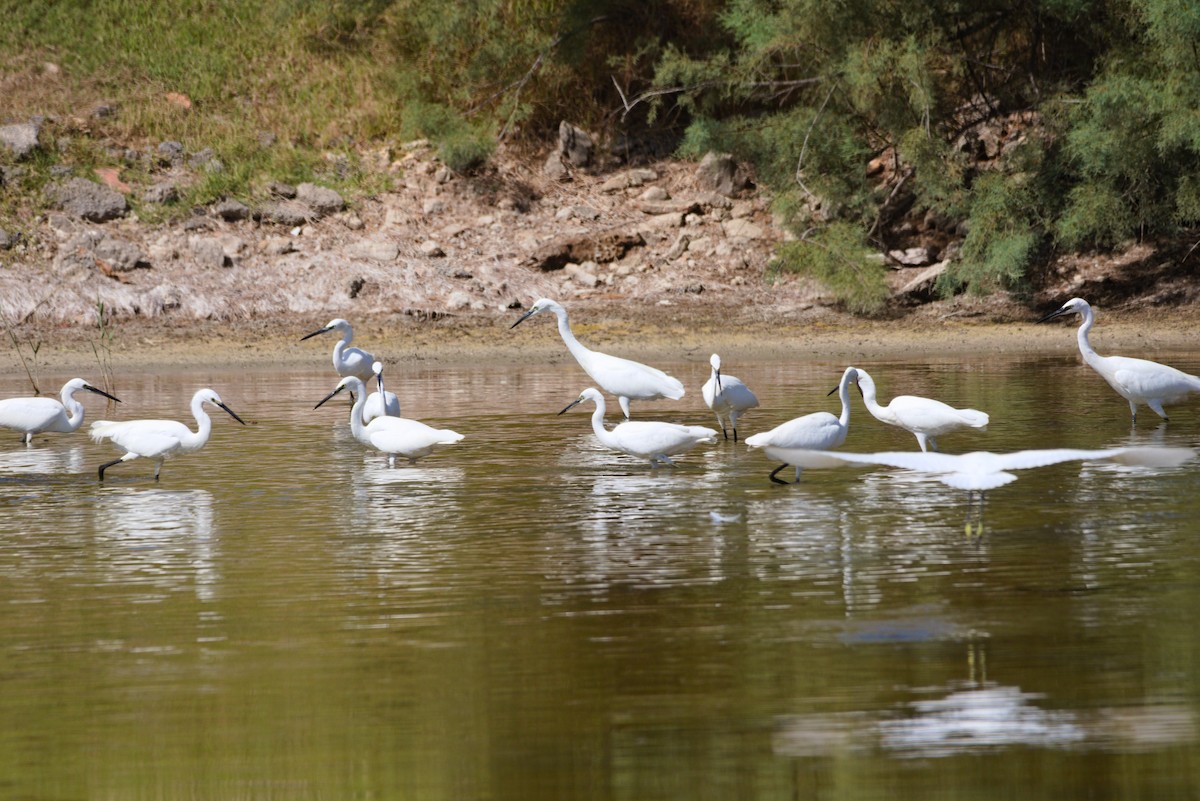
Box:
[511,298,684,418]
[559,387,717,467]
[0,378,120,445]
[1038,297,1200,422]
[315,376,463,467]
[90,388,246,481]
[745,366,860,484]
[362,361,401,423]
[300,318,376,382]
[853,368,988,452]
[702,353,759,442]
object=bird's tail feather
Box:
[89,420,121,443]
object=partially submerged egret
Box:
[300,318,376,382]
[362,361,401,424]
[744,367,859,484]
[0,378,120,445]
[1038,297,1200,422]
[511,298,684,418]
[315,376,463,467]
[90,388,246,481]
[559,387,717,467]
[702,353,759,441]
[854,368,988,452]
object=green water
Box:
[2,354,1199,800]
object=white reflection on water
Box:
[0,444,87,474]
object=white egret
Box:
[300,318,376,382]
[702,353,759,442]
[558,387,717,467]
[90,388,246,481]
[854,368,988,452]
[744,366,859,484]
[362,361,401,423]
[0,378,120,445]
[315,376,463,467]
[1038,297,1200,422]
[511,298,684,418]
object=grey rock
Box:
[189,235,230,268]
[189,147,217,168]
[182,216,212,232]
[666,233,690,260]
[722,218,764,239]
[256,200,309,226]
[350,240,400,261]
[640,212,684,231]
[0,228,12,250]
[212,199,250,221]
[422,198,447,215]
[49,165,73,178]
[52,178,127,222]
[694,152,748,196]
[447,291,472,310]
[263,236,297,256]
[94,236,150,272]
[0,122,40,159]
[639,186,669,202]
[543,151,569,181]
[564,262,599,288]
[558,121,593,168]
[296,182,344,216]
[157,140,185,163]
[571,205,600,221]
[142,181,179,204]
[888,247,933,267]
[267,181,296,198]
[418,240,445,258]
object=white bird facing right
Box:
[1039,297,1200,422]
[702,353,759,442]
[559,387,717,467]
[511,298,685,418]
[362,361,401,424]
[0,378,120,445]
[90,388,246,481]
[744,366,859,484]
[315,376,463,467]
[300,318,376,382]
[854,368,988,452]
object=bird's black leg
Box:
[98,458,122,481]
[721,423,729,440]
[769,463,792,485]
[732,427,739,443]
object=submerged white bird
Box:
[559,387,717,467]
[90,388,246,481]
[315,376,463,467]
[511,298,685,418]
[362,361,401,424]
[300,318,376,382]
[702,353,759,442]
[745,366,859,484]
[854,368,988,452]
[0,378,120,445]
[1039,297,1200,422]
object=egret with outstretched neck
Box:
[0,379,120,445]
[702,353,759,441]
[300,318,376,382]
[511,298,684,418]
[90,388,246,481]
[315,376,463,467]
[744,366,858,484]
[1038,297,1200,422]
[559,387,717,466]
[854,368,988,452]
[363,361,401,423]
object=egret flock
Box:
[1,296,1198,527]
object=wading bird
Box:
[1038,297,1200,423]
[362,361,401,424]
[300,318,376,382]
[0,378,120,445]
[315,376,463,467]
[90,388,246,481]
[511,298,684,419]
[559,387,717,467]
[745,367,859,484]
[702,353,759,442]
[854,368,988,452]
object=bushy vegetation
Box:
[2,0,1197,311]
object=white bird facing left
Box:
[315,376,463,467]
[1039,297,1200,422]
[511,298,684,419]
[0,378,120,445]
[702,353,759,442]
[744,366,859,484]
[300,318,376,382]
[558,387,717,467]
[362,361,401,424]
[90,388,246,481]
[854,368,988,452]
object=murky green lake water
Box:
[2,353,1200,800]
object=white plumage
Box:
[854,368,988,452]
[300,318,376,382]
[702,353,759,442]
[559,387,717,466]
[0,378,120,445]
[362,361,401,424]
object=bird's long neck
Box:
[347,381,370,444]
[553,307,593,363]
[1075,308,1102,366]
[858,381,888,421]
[588,398,617,448]
[836,380,853,428]
[189,397,213,447]
[60,389,86,432]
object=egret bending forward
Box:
[300,318,376,382]
[559,387,717,467]
[90,388,246,481]
[745,366,858,484]
[315,376,463,467]
[1039,298,1200,422]
[854,368,987,452]
[511,298,684,418]
[362,361,401,423]
[702,354,759,441]
[0,378,120,445]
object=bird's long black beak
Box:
[558,396,585,415]
[827,384,839,397]
[300,325,331,341]
[314,384,346,410]
[84,384,121,403]
[1036,304,1073,324]
[510,308,538,330]
[216,401,247,425]
[715,369,723,393]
